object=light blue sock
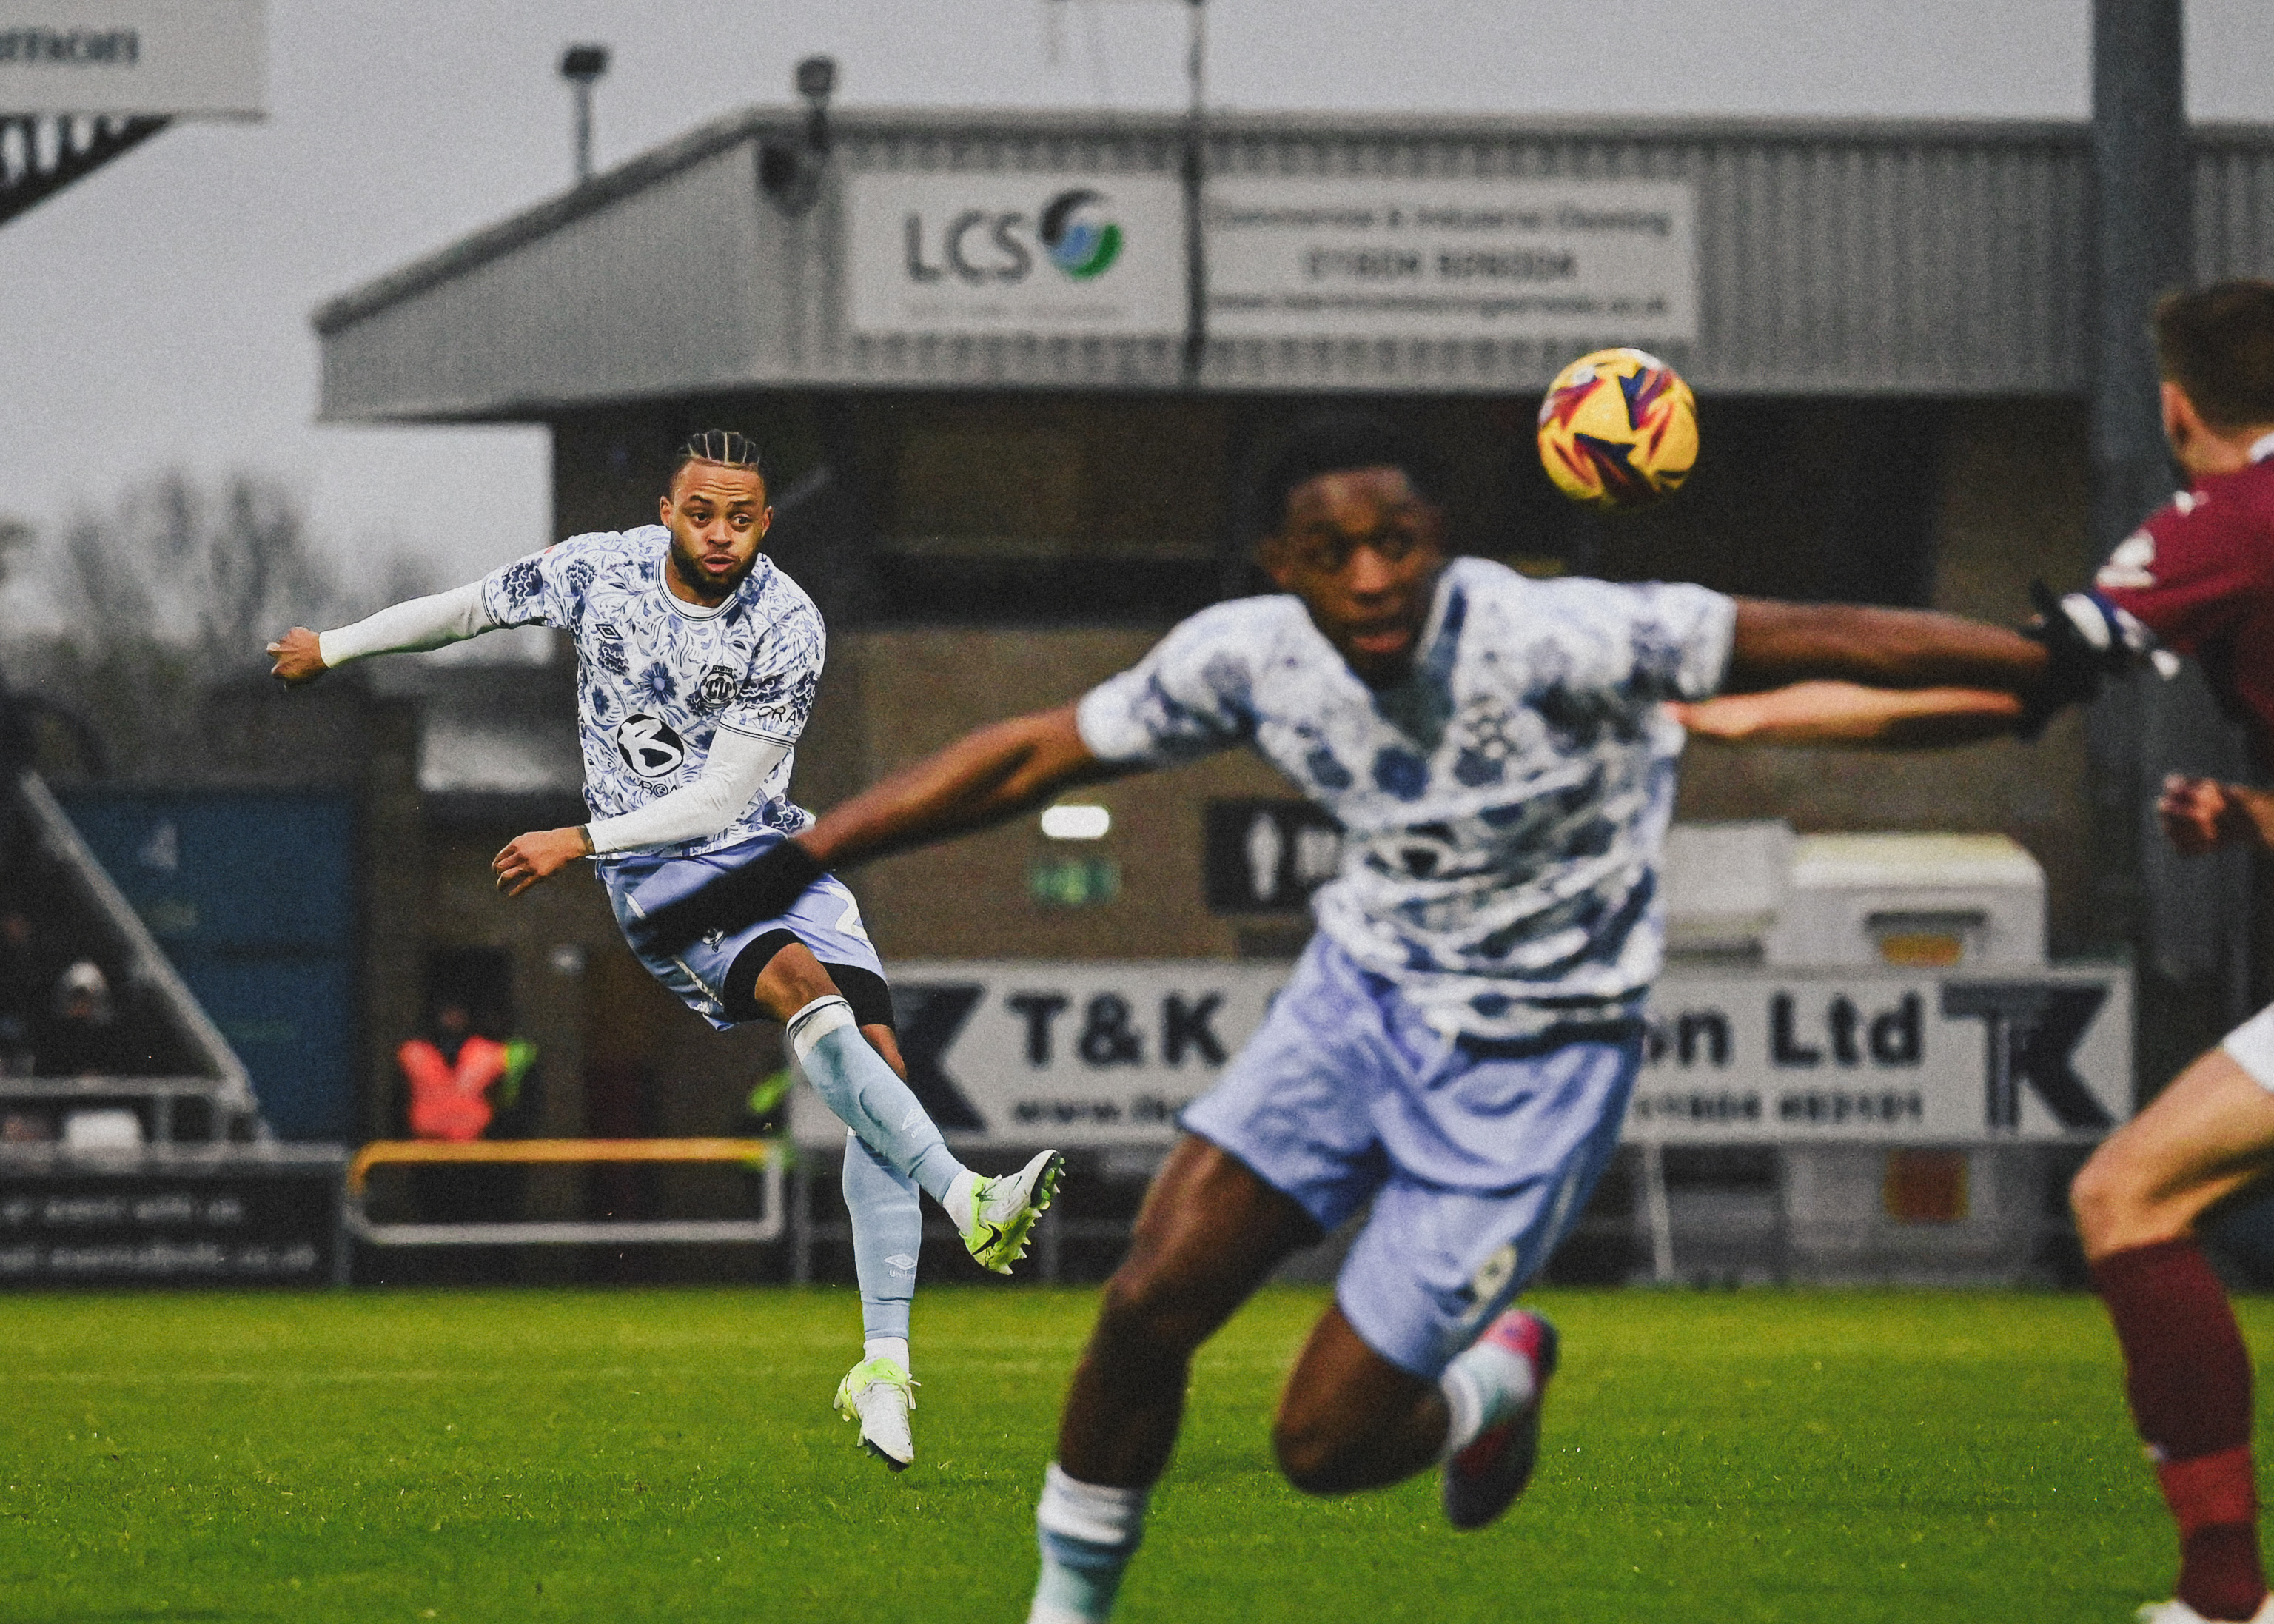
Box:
[841,1129,920,1344]
[788,996,967,1205]
[1030,1463,1147,1623]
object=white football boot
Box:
[833,1355,917,1472]
[959,1150,1066,1274]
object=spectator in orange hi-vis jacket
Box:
[398,1001,515,1143]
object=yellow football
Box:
[1536,347,1698,511]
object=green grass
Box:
[0,1285,2239,1622]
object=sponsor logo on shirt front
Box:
[615,713,687,779]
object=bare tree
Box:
[3,470,437,775]
[46,471,351,681]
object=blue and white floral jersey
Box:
[480,526,823,857]
[1076,557,1737,1038]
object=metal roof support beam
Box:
[0,113,168,229]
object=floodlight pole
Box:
[1181,0,1208,389]
[573,81,594,182]
[2085,1,2242,1056]
[559,45,610,187]
[2090,0,2190,561]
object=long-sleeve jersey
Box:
[1074,555,1737,1039]
[319,526,822,857]
[2095,433,2274,768]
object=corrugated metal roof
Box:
[314,107,2274,419]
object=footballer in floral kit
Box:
[627,412,2118,1624]
[266,430,1063,1473]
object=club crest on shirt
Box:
[692,664,739,713]
[614,712,686,779]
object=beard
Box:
[668,531,758,597]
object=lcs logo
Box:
[614,713,686,779]
[903,189,1123,285]
[1039,189,1121,279]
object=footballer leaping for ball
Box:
[266,430,1063,1474]
[624,412,2139,1623]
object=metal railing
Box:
[343,1138,786,1248]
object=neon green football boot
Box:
[960,1150,1066,1274]
[834,1356,917,1472]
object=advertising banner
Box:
[794,960,2131,1151]
[1204,176,1696,343]
[847,170,1185,338]
[0,1150,343,1286]
[1626,964,2133,1144]
[0,1,266,116]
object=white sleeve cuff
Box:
[318,580,496,667]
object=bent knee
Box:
[2068,1152,2124,1233]
[1273,1419,1337,1501]
[1272,1417,1367,1497]
[2070,1147,2189,1256]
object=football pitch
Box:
[1,1284,2233,1623]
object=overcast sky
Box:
[3,0,2273,614]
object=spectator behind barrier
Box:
[35,960,119,1078]
[396,1001,537,1143]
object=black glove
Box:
[628,838,828,957]
[2015,581,2169,738]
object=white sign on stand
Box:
[1205,176,1696,343]
[789,959,2133,1152]
[1630,964,2133,1143]
[846,171,1185,338]
[792,961,1278,1150]
[0,1,266,117]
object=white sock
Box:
[865,1336,910,1372]
[1438,1338,1536,1460]
[944,1168,980,1232]
[1440,1358,1488,1457]
[1031,1463,1147,1623]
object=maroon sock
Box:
[2093,1239,2267,1620]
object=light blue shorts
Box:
[600,832,884,1032]
[1182,935,1641,1378]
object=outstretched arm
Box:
[267,580,497,685]
[1723,600,2049,696]
[1671,682,2024,748]
[625,703,1132,955]
[805,703,1127,869]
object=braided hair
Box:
[666,430,764,494]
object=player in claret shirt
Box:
[1671,281,2274,1624]
[2070,281,2274,1624]
[266,431,1062,1474]
[623,413,2114,1624]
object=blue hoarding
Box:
[58,791,359,1141]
